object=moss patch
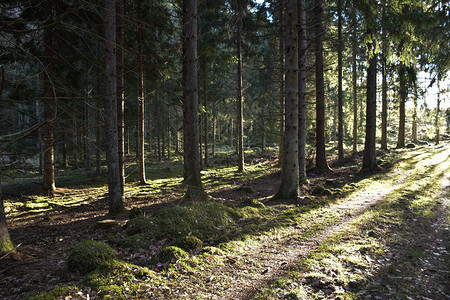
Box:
[67,240,116,274]
[155,246,189,264]
[170,236,202,251]
[0,236,14,254]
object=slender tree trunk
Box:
[435,75,440,145]
[212,99,216,156]
[412,79,418,141]
[380,18,388,150]
[116,0,125,192]
[95,38,102,175]
[278,0,285,165]
[277,0,298,199]
[397,63,406,148]
[43,0,55,192]
[104,0,124,214]
[314,0,329,171]
[183,0,203,196]
[0,181,13,254]
[352,14,358,153]
[298,0,307,180]
[137,0,146,184]
[337,0,344,160]
[84,90,90,171]
[237,13,244,172]
[362,26,378,171]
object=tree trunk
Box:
[84,91,90,172]
[397,64,406,148]
[277,0,299,199]
[435,75,440,145]
[380,20,388,150]
[362,26,378,171]
[104,0,124,214]
[352,14,358,153]
[116,0,125,192]
[412,79,418,141]
[137,0,146,184]
[298,0,307,181]
[278,0,285,165]
[95,38,102,175]
[183,0,203,197]
[0,180,13,254]
[237,12,244,172]
[43,0,55,192]
[337,0,344,160]
[314,0,329,171]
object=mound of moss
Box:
[170,235,202,251]
[155,246,189,264]
[125,200,242,242]
[67,240,116,274]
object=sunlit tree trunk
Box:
[43,0,55,192]
[116,0,125,192]
[0,182,13,254]
[352,13,358,153]
[337,0,344,161]
[298,0,307,181]
[104,0,124,214]
[277,0,299,199]
[362,26,378,171]
[314,0,329,171]
[396,63,406,148]
[137,0,146,184]
[183,0,203,196]
[380,14,388,150]
[435,75,440,145]
[412,79,418,141]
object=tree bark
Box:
[278,0,285,165]
[298,0,307,181]
[314,0,329,171]
[237,12,244,172]
[0,180,13,254]
[380,17,388,150]
[412,79,418,141]
[116,0,125,192]
[362,27,378,171]
[277,0,299,199]
[137,0,147,184]
[104,0,124,214]
[43,0,55,192]
[352,13,358,153]
[435,75,440,145]
[183,0,203,197]
[396,64,406,148]
[337,0,344,161]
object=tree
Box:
[314,0,330,171]
[298,0,307,181]
[337,0,344,161]
[42,0,55,192]
[278,0,284,165]
[137,0,147,184]
[380,14,388,150]
[117,0,125,193]
[362,25,378,171]
[277,0,298,199]
[0,182,14,254]
[104,0,125,214]
[351,12,358,153]
[183,0,204,197]
[396,63,407,148]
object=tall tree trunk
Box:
[337,0,344,160]
[298,0,307,181]
[183,0,203,196]
[104,0,124,214]
[116,0,125,192]
[95,37,102,175]
[380,16,388,150]
[43,0,55,192]
[435,75,440,145]
[412,79,418,141]
[212,99,216,156]
[362,26,378,171]
[84,90,90,171]
[137,0,146,184]
[277,0,299,199]
[396,63,406,148]
[237,12,244,172]
[314,0,329,171]
[352,14,358,153]
[0,181,13,254]
[278,0,285,165]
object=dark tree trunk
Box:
[137,0,146,184]
[362,27,378,171]
[337,0,344,161]
[277,0,299,199]
[352,14,358,153]
[116,0,125,192]
[183,0,203,197]
[237,13,244,172]
[95,38,102,175]
[43,0,55,192]
[298,0,307,180]
[278,0,284,165]
[314,0,329,171]
[104,0,124,214]
[397,64,406,148]
[0,181,13,254]
[380,21,388,150]
[84,92,90,172]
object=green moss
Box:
[0,236,14,254]
[129,207,144,219]
[170,235,202,251]
[28,286,80,300]
[67,240,116,274]
[200,246,225,256]
[118,234,151,249]
[155,246,188,264]
[241,198,265,208]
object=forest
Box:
[0,0,449,299]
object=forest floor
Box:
[0,142,449,299]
